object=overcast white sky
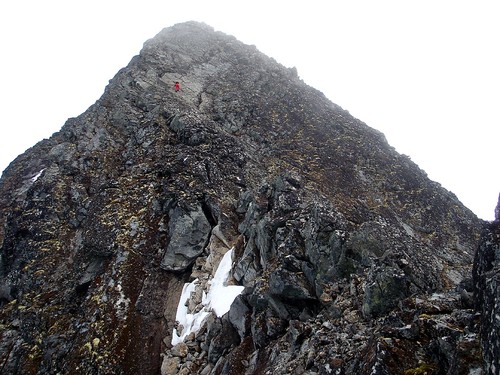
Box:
[0,1,498,220]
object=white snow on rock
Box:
[172,279,210,345]
[203,249,246,317]
[31,169,45,182]
[172,248,244,345]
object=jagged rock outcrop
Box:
[473,195,500,375]
[0,21,490,374]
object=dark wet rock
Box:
[204,315,240,364]
[362,265,410,318]
[473,194,500,375]
[160,204,212,272]
[228,294,251,340]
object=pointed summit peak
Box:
[164,20,216,33]
[146,21,216,44]
[0,22,488,374]
[141,20,240,61]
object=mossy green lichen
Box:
[418,313,433,320]
[403,363,438,374]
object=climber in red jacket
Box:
[174,81,181,92]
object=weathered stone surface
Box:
[362,265,409,318]
[160,205,211,272]
[473,194,500,375]
[228,294,251,340]
[206,315,240,364]
[171,342,189,358]
[160,355,180,375]
[0,21,490,375]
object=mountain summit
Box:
[0,22,492,374]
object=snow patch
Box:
[203,249,245,316]
[172,248,244,345]
[172,279,210,345]
[31,169,45,182]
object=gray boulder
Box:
[161,205,211,272]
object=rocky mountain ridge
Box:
[0,21,496,374]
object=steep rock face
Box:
[473,195,500,375]
[0,22,485,374]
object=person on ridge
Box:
[174,81,181,92]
